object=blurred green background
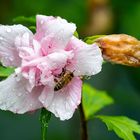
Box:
[0,0,140,140]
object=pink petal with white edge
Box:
[35,15,55,41]
[66,36,103,76]
[35,15,76,50]
[23,50,73,72]
[0,25,33,67]
[39,77,82,120]
[0,74,43,114]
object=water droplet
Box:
[67,103,72,110]
[40,20,44,24]
[12,89,15,92]
[6,28,11,33]
[16,76,21,81]
[10,101,14,104]
[0,36,3,40]
[9,57,14,61]
[31,75,34,79]
[77,100,80,104]
[41,62,46,65]
[17,92,22,97]
[14,109,17,113]
[41,100,45,104]
[25,91,28,94]
[4,56,9,60]
[77,70,81,74]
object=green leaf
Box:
[13,16,36,26]
[28,26,36,33]
[74,31,79,38]
[0,66,14,77]
[82,84,114,120]
[84,35,106,44]
[97,115,140,140]
[40,108,51,140]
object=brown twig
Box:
[79,103,88,140]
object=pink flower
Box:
[0,15,103,120]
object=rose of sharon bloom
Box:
[0,15,103,120]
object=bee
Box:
[54,70,74,91]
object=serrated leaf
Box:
[97,115,140,140]
[82,84,114,120]
[40,108,51,140]
[84,35,106,44]
[0,66,14,77]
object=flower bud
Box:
[96,34,140,67]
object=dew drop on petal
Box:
[16,76,21,81]
[4,56,9,60]
[65,102,70,110]
[17,92,22,97]
[52,103,55,107]
[30,75,34,79]
[77,100,80,104]
[6,27,11,33]
[25,91,29,94]
[12,89,15,92]
[40,20,44,24]
[41,100,45,104]
[9,57,14,61]
[0,36,3,40]
[14,109,17,113]
[10,101,14,105]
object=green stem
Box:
[40,108,51,140]
[41,123,47,140]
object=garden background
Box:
[0,0,140,140]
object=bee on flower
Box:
[0,15,103,120]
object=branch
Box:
[79,103,88,140]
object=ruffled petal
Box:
[35,15,76,50]
[66,37,103,76]
[0,74,43,113]
[23,50,73,73]
[0,25,33,67]
[39,77,82,120]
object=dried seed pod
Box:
[96,34,140,67]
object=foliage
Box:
[13,16,36,26]
[13,16,36,32]
[0,1,140,139]
[84,35,106,44]
[82,83,114,120]
[0,66,14,78]
[97,115,140,140]
[74,31,79,38]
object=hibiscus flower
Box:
[0,15,103,120]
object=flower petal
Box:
[0,25,33,67]
[23,50,73,74]
[67,37,103,76]
[35,15,76,50]
[0,74,43,113]
[39,77,82,120]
